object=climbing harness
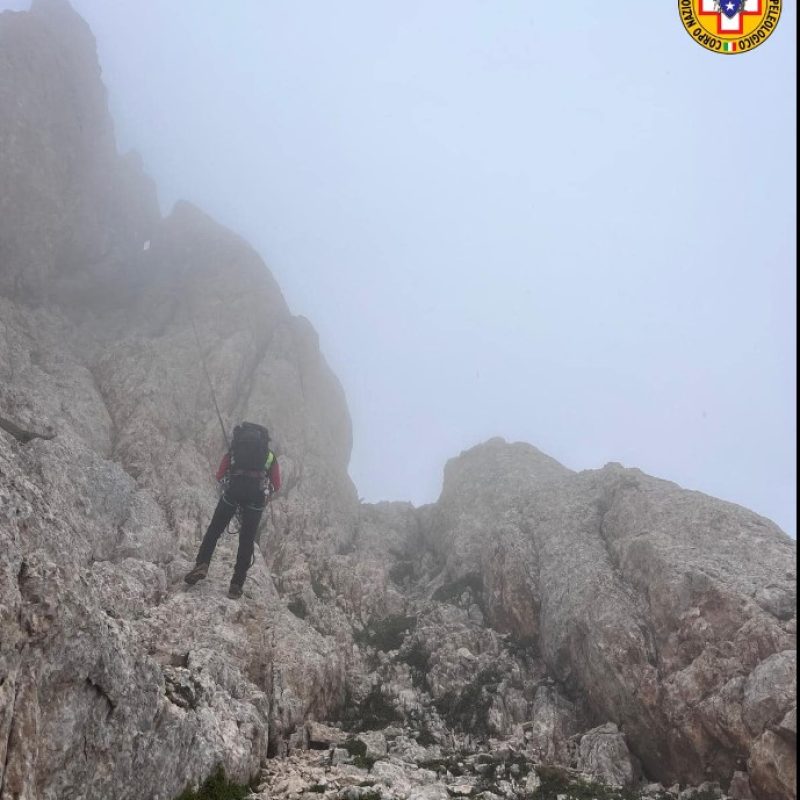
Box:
[220,484,269,568]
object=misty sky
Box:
[3,1,796,534]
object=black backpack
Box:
[230,422,270,471]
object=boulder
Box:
[576,722,638,788]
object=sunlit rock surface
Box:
[0,3,795,800]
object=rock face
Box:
[0,0,159,302]
[0,4,796,800]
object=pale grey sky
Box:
[4,1,796,534]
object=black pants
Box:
[196,477,265,586]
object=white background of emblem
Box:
[701,0,762,32]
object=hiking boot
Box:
[184,562,209,585]
[227,581,243,600]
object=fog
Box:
[3,0,795,534]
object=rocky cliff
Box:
[0,4,795,800]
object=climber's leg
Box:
[230,501,264,592]
[194,492,237,567]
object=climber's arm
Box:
[215,452,231,482]
[268,459,281,494]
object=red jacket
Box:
[215,451,282,492]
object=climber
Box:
[184,422,281,599]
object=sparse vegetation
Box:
[434,667,501,734]
[359,684,403,730]
[506,752,533,778]
[343,737,377,770]
[419,756,466,777]
[343,737,367,758]
[534,765,639,800]
[341,683,403,731]
[413,722,438,747]
[398,639,431,690]
[172,767,250,800]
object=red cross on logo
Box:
[699,0,762,34]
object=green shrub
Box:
[534,765,639,800]
[399,640,431,690]
[413,724,438,747]
[434,667,501,734]
[344,737,368,758]
[341,682,404,732]
[173,767,250,800]
[343,736,376,769]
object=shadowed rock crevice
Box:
[0,415,55,444]
[85,676,115,717]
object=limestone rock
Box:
[0,1,158,301]
[775,707,796,744]
[424,442,796,788]
[748,731,797,800]
[357,731,389,759]
[729,771,756,800]
[307,721,349,749]
[743,652,796,736]
[576,723,638,787]
[524,685,579,765]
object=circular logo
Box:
[679,0,782,54]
